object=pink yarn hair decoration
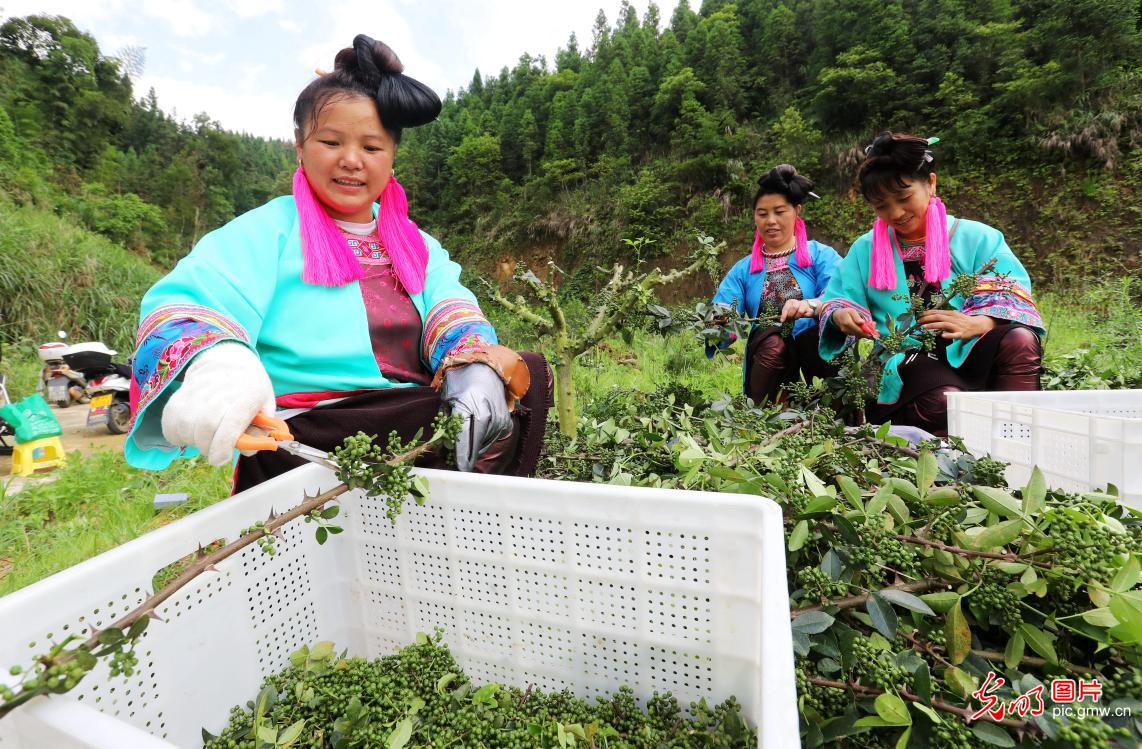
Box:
[749,229,765,273]
[292,168,429,293]
[923,196,951,284]
[794,216,812,268]
[868,218,896,290]
[293,167,364,287]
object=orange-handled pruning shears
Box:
[235,413,338,471]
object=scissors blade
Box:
[276,440,338,472]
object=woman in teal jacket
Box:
[126,35,549,487]
[818,132,1043,435]
[709,165,842,403]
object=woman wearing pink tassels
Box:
[818,132,1044,436]
[125,35,551,488]
[707,165,843,404]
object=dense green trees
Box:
[0,14,293,267]
[398,0,1140,274]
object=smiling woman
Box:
[124,34,552,489]
[818,131,1045,435]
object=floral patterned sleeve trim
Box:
[818,297,872,331]
[961,277,1044,332]
[132,305,250,418]
[421,298,498,372]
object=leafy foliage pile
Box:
[203,633,753,749]
[541,388,1142,747]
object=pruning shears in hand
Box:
[235,413,338,471]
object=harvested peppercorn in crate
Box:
[0,465,798,748]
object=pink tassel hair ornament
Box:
[868,218,896,290]
[749,229,765,273]
[293,167,364,287]
[923,196,950,284]
[794,216,812,268]
[377,176,428,294]
[292,168,429,293]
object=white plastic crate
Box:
[0,466,798,747]
[947,389,1142,509]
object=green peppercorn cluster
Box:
[847,514,921,577]
[846,640,906,691]
[203,635,756,749]
[795,567,846,605]
[241,520,276,556]
[1047,508,1134,586]
[1055,715,1132,749]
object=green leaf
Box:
[853,716,898,728]
[973,487,1022,518]
[1017,623,1058,664]
[410,475,430,500]
[801,495,838,516]
[946,600,971,664]
[887,477,920,503]
[1004,632,1025,670]
[895,727,912,749]
[866,483,894,517]
[310,641,334,660]
[792,611,836,635]
[386,718,413,749]
[874,692,912,726]
[877,589,936,616]
[316,527,328,545]
[278,719,306,747]
[127,617,149,640]
[1022,467,1046,516]
[415,631,429,645]
[821,550,843,581]
[1111,555,1141,593]
[1080,607,1119,628]
[436,673,458,696]
[919,591,960,614]
[971,721,1016,747]
[913,661,932,704]
[917,451,937,496]
[923,487,961,506]
[800,466,830,498]
[866,593,898,639]
[97,628,124,646]
[912,702,941,724]
[837,475,864,511]
[1108,591,1142,642]
[788,520,809,551]
[886,494,910,524]
[944,666,977,699]
[256,724,278,743]
[321,505,341,520]
[965,518,1024,551]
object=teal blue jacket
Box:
[126,196,495,469]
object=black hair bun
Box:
[333,34,441,129]
[756,164,816,206]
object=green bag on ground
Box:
[0,393,63,443]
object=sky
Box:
[1,0,680,141]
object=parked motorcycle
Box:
[38,332,87,408]
[63,343,133,434]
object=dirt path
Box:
[1,402,127,487]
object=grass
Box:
[0,452,232,595]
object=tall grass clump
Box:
[0,201,162,352]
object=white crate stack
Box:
[947,389,1142,509]
[0,466,799,748]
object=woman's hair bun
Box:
[755,164,816,206]
[323,34,441,131]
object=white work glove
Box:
[161,342,276,466]
[440,363,512,472]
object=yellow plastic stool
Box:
[10,436,67,477]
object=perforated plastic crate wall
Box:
[947,389,1142,508]
[0,466,798,747]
